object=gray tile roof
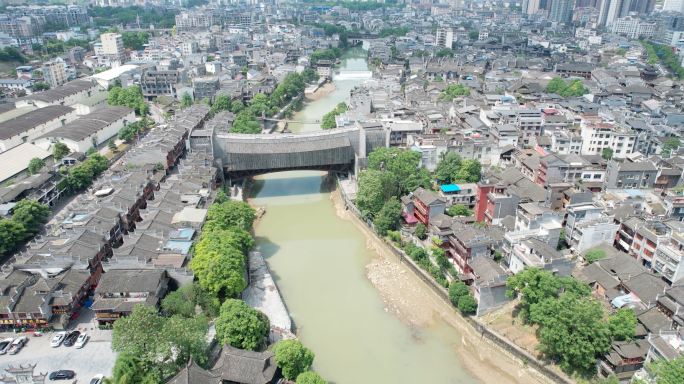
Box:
[25,80,99,104]
[210,344,278,384]
[0,105,74,140]
[35,106,134,142]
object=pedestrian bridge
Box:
[213,126,388,180]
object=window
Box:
[584,174,591,178]
[594,174,601,179]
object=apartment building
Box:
[42,61,67,89]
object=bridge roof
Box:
[224,135,353,171]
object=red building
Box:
[411,188,446,227]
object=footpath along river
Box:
[250,46,548,384]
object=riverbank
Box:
[328,187,552,384]
[305,82,337,101]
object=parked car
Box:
[74,333,88,349]
[49,370,75,380]
[63,331,80,347]
[8,336,27,355]
[90,374,104,384]
[0,338,13,354]
[50,332,67,347]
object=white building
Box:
[101,33,124,56]
[579,116,638,159]
[33,106,135,153]
[435,28,453,48]
[0,105,77,152]
[73,91,109,116]
[610,17,656,39]
[0,78,32,92]
[42,61,67,89]
[15,80,102,108]
[664,0,684,13]
[181,42,199,56]
[0,143,53,185]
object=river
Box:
[251,47,480,384]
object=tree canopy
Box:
[0,220,27,255]
[646,357,684,384]
[231,112,262,134]
[214,299,269,351]
[449,280,470,306]
[608,307,637,341]
[585,249,607,264]
[11,200,50,236]
[296,371,328,384]
[210,94,232,117]
[320,102,347,130]
[108,85,147,115]
[28,157,45,175]
[206,201,257,232]
[447,205,473,217]
[435,153,482,184]
[545,77,589,97]
[436,49,455,58]
[111,304,209,377]
[53,142,70,162]
[374,197,402,236]
[273,340,315,380]
[437,84,470,101]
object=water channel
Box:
[251,46,480,384]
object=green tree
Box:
[108,354,160,384]
[231,112,261,134]
[505,267,591,319]
[11,200,50,235]
[301,68,320,83]
[161,288,195,318]
[210,94,232,117]
[449,280,470,305]
[118,124,136,142]
[608,307,637,341]
[415,222,427,239]
[68,164,95,190]
[27,157,45,175]
[180,92,193,109]
[108,139,117,152]
[374,197,402,236]
[436,48,454,57]
[112,304,208,375]
[194,228,254,255]
[435,153,481,184]
[546,77,567,94]
[585,249,607,264]
[458,295,478,313]
[448,205,473,217]
[231,101,245,114]
[215,189,229,204]
[273,340,315,380]
[196,248,247,297]
[602,148,613,160]
[0,220,27,254]
[531,294,611,375]
[662,137,681,157]
[53,142,69,162]
[85,153,109,175]
[33,82,50,91]
[468,31,479,40]
[615,48,626,56]
[206,201,257,232]
[214,299,269,351]
[296,371,328,384]
[9,68,16,78]
[646,357,684,384]
[162,282,220,318]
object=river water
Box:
[251,47,479,384]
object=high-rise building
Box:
[42,62,67,89]
[598,0,632,26]
[523,0,541,14]
[664,0,684,13]
[629,0,655,14]
[101,33,124,56]
[548,0,574,22]
[435,28,453,48]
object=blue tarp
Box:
[440,185,461,193]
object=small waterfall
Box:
[332,70,373,81]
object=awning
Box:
[611,292,640,308]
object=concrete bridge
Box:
[347,33,381,45]
[213,125,388,180]
[261,118,321,124]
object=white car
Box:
[8,336,26,355]
[90,374,104,384]
[50,332,67,347]
[0,338,13,354]
[74,333,88,349]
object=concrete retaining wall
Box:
[334,175,575,384]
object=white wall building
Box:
[33,106,135,153]
[0,105,77,152]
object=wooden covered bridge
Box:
[214,125,388,180]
